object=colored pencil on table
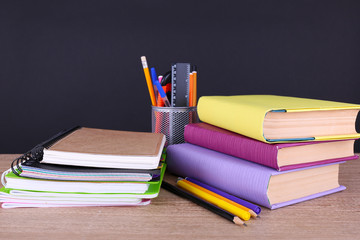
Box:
[177,179,251,221]
[185,177,261,215]
[140,56,156,106]
[184,178,258,218]
[161,181,247,226]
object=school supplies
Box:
[40,127,166,169]
[177,178,251,220]
[167,143,345,209]
[184,123,358,171]
[140,57,198,108]
[140,56,156,106]
[189,73,194,107]
[0,189,151,208]
[181,178,257,218]
[171,63,191,107]
[0,165,166,208]
[151,106,198,146]
[185,177,261,215]
[16,161,162,182]
[150,68,159,103]
[161,181,247,226]
[4,171,150,193]
[0,126,166,208]
[191,65,197,106]
[152,69,170,107]
[197,95,360,143]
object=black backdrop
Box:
[1,0,360,153]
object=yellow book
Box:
[197,95,360,143]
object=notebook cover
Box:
[197,95,360,143]
[47,127,165,156]
[166,143,343,209]
[184,123,358,171]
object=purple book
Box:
[166,143,346,209]
[184,123,358,171]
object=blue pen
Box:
[154,79,171,107]
[150,68,159,103]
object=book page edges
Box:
[270,186,346,209]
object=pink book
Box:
[184,123,358,171]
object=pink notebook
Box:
[184,123,358,171]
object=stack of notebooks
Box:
[167,95,360,209]
[0,127,166,208]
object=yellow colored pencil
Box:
[177,179,251,221]
[141,56,156,106]
[184,179,257,218]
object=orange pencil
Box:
[192,69,197,106]
[140,56,156,106]
[189,73,194,107]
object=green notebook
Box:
[0,164,166,208]
[2,164,166,196]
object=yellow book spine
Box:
[197,96,267,142]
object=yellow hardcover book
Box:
[197,95,360,143]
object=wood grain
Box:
[0,154,359,240]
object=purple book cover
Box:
[166,143,346,209]
[184,123,358,171]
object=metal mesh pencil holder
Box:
[151,106,198,146]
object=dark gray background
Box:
[1,0,360,153]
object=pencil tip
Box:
[257,215,261,218]
[243,223,247,227]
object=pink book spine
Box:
[184,123,280,169]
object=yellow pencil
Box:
[140,56,156,106]
[184,179,257,218]
[177,179,251,221]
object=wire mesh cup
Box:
[151,106,198,146]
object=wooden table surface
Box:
[0,154,359,240]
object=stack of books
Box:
[167,95,360,209]
[0,127,166,208]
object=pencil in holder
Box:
[151,106,198,146]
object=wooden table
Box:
[0,154,359,240]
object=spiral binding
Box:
[10,145,44,176]
[9,126,81,176]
